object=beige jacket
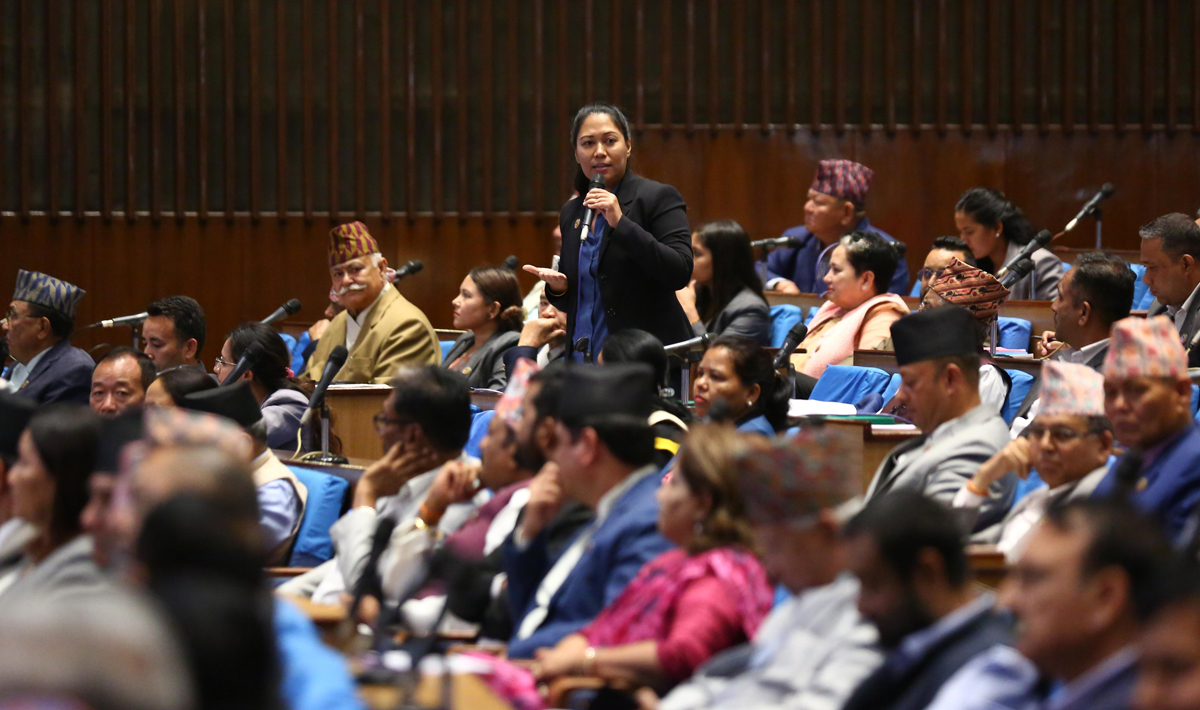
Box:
[302,285,439,384]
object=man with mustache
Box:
[301,221,439,383]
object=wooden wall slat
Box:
[1011,0,1022,134]
[197,0,208,220]
[1063,0,1074,135]
[884,0,895,133]
[960,0,971,134]
[935,0,946,133]
[75,0,88,220]
[687,0,696,133]
[663,0,673,132]
[1037,0,1049,134]
[861,0,872,133]
[1194,0,1199,135]
[1141,0,1152,132]
[635,0,645,130]
[455,0,467,219]
[709,0,718,131]
[1165,0,1177,134]
[355,0,367,220]
[1088,0,1100,133]
[556,0,568,195]
[404,0,415,219]
[249,0,261,220]
[176,0,187,220]
[1114,0,1125,134]
[610,0,621,105]
[379,0,391,221]
[479,0,493,219]
[785,0,796,130]
[532,0,544,216]
[507,0,519,214]
[46,0,60,220]
[327,0,339,220]
[987,0,999,134]
[124,0,136,221]
[278,0,288,220]
[584,0,594,101]
[102,0,115,221]
[147,0,160,220]
[302,0,313,220]
[733,0,744,132]
[834,0,845,132]
[910,0,919,133]
[810,0,821,130]
[224,0,235,221]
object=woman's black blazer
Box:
[548,170,694,352]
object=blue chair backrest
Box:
[466,409,496,459]
[1128,264,1153,310]
[810,365,893,405]
[286,466,350,568]
[804,306,820,325]
[1191,384,1199,415]
[882,372,902,403]
[909,278,922,298]
[290,331,313,375]
[440,340,456,361]
[997,317,1033,351]
[1002,369,1036,425]
[769,305,805,348]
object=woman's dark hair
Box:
[600,329,693,424]
[839,231,900,296]
[468,266,525,334]
[26,404,100,541]
[228,322,304,396]
[708,335,790,432]
[156,366,218,405]
[676,423,757,555]
[570,103,632,195]
[694,220,766,324]
[955,187,1037,247]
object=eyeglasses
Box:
[1023,424,1097,444]
[916,267,947,285]
[3,308,39,323]
[373,413,411,432]
[214,356,235,368]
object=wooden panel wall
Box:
[1,0,1198,355]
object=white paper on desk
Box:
[788,400,857,417]
[871,423,921,433]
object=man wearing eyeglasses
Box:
[953,361,1112,562]
[2,270,94,405]
[915,236,976,299]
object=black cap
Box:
[0,392,37,466]
[558,363,655,428]
[891,306,979,367]
[95,409,147,474]
[180,380,263,428]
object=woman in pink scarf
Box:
[792,231,910,379]
[473,424,773,707]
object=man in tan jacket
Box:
[302,221,439,383]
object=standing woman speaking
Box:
[524,104,694,361]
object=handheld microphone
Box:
[348,517,398,623]
[91,312,149,329]
[995,230,1054,279]
[579,173,606,242]
[772,322,809,369]
[574,337,591,363]
[1064,183,1115,233]
[892,241,908,257]
[750,235,804,249]
[999,258,1036,289]
[260,298,301,326]
[299,345,349,426]
[389,260,424,282]
[663,333,712,354]
[220,341,266,385]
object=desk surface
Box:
[852,349,1044,378]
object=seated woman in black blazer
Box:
[442,265,523,390]
[524,103,694,358]
[675,220,772,346]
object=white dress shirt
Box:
[6,347,51,393]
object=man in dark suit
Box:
[840,492,1011,710]
[765,159,910,296]
[1141,213,1200,365]
[1012,251,1137,433]
[2,270,93,405]
[504,363,673,657]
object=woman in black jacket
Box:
[524,103,694,360]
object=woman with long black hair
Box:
[524,103,694,359]
[212,322,309,450]
[955,187,1063,301]
[675,220,772,346]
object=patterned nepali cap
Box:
[1039,360,1105,418]
[327,221,380,268]
[13,269,86,319]
[810,159,874,206]
[495,358,541,428]
[734,425,860,526]
[139,407,253,463]
[929,258,1011,322]
[1103,315,1189,381]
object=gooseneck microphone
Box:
[663,333,712,354]
[996,229,1054,280]
[750,236,804,249]
[389,260,424,282]
[88,312,149,329]
[999,259,1036,289]
[260,298,302,326]
[220,341,266,386]
[1065,183,1116,233]
[772,322,809,369]
[579,173,606,242]
[299,345,349,426]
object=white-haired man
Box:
[301,221,439,383]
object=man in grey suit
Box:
[865,307,1014,531]
[1142,213,1200,365]
[1012,251,1136,434]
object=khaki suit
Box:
[302,285,439,383]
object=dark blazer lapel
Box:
[22,340,65,390]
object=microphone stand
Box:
[1094,206,1103,250]
[300,402,348,465]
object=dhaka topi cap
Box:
[890,306,980,367]
[179,380,264,429]
[328,221,380,268]
[929,258,1011,322]
[558,363,655,429]
[735,425,860,525]
[13,269,86,320]
[1102,315,1188,381]
[1038,360,1106,418]
[810,159,874,207]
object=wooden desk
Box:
[968,546,1008,591]
[852,350,1044,378]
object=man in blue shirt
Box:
[765,159,910,296]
